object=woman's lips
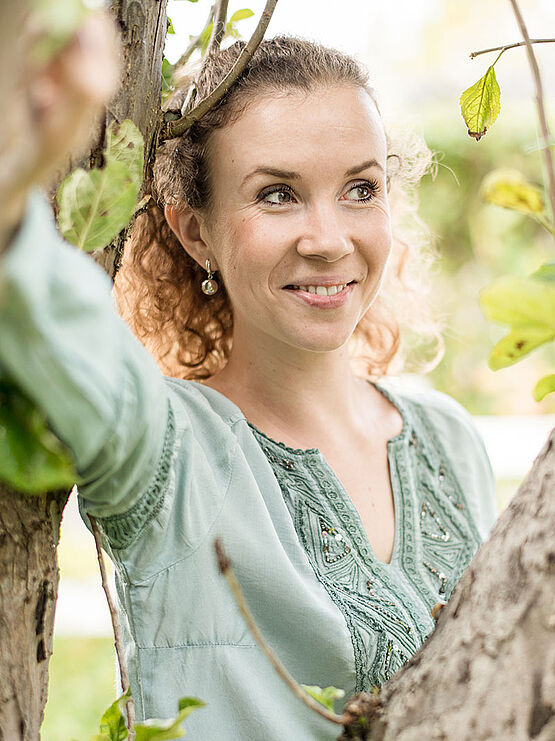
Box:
[283,281,355,308]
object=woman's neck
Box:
[203,327,375,448]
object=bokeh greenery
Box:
[418,110,555,414]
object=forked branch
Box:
[470,37,555,59]
[206,0,230,56]
[163,0,278,139]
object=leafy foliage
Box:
[57,120,144,252]
[302,685,345,712]
[0,377,78,494]
[87,693,204,741]
[480,265,555,371]
[460,64,501,141]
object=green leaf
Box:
[167,17,175,34]
[0,379,78,494]
[99,691,129,741]
[105,120,144,192]
[134,697,204,741]
[480,273,555,328]
[57,162,137,251]
[534,374,555,401]
[480,169,544,215]
[302,685,345,712]
[229,9,255,22]
[480,271,555,369]
[57,120,144,252]
[200,22,213,54]
[460,64,501,141]
[162,58,175,96]
[488,326,555,369]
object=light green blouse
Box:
[0,195,497,741]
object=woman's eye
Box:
[260,187,294,205]
[345,180,380,202]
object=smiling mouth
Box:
[284,281,355,296]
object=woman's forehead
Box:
[208,85,386,178]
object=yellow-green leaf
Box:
[460,65,501,141]
[99,691,129,741]
[57,161,136,252]
[105,120,144,191]
[480,274,555,328]
[480,169,544,215]
[134,697,205,741]
[302,685,345,712]
[488,326,555,369]
[534,374,555,401]
[229,9,255,22]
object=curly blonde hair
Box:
[115,36,442,380]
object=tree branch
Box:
[89,515,136,740]
[214,538,347,726]
[206,0,229,56]
[470,37,555,59]
[507,0,555,228]
[163,0,279,140]
[175,3,217,69]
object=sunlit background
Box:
[43,1,555,738]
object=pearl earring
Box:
[201,259,219,295]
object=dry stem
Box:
[89,515,136,739]
[214,538,347,726]
[175,3,216,69]
[206,0,230,56]
[164,0,279,139]
[508,0,555,226]
[470,37,555,58]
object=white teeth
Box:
[290,283,349,296]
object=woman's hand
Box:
[0,8,120,252]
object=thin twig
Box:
[470,37,555,58]
[507,0,555,228]
[175,3,217,69]
[214,538,347,726]
[164,0,279,139]
[206,0,230,56]
[89,515,136,740]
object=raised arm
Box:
[0,9,171,519]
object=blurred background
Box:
[42,1,555,738]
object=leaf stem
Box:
[164,0,279,139]
[89,515,136,740]
[214,538,347,726]
[507,0,555,231]
[470,38,555,59]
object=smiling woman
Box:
[1,33,497,741]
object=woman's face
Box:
[199,84,392,356]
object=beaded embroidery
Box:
[249,386,483,691]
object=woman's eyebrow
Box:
[345,159,384,176]
[241,159,384,188]
[241,167,301,186]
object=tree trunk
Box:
[0,2,167,738]
[341,429,555,741]
[0,487,68,741]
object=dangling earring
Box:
[201,259,219,296]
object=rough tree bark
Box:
[0,2,167,739]
[341,430,555,741]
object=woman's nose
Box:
[296,204,354,262]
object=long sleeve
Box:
[0,193,172,518]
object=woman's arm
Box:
[0,10,173,520]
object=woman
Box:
[0,18,496,741]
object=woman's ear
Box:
[164,204,218,270]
